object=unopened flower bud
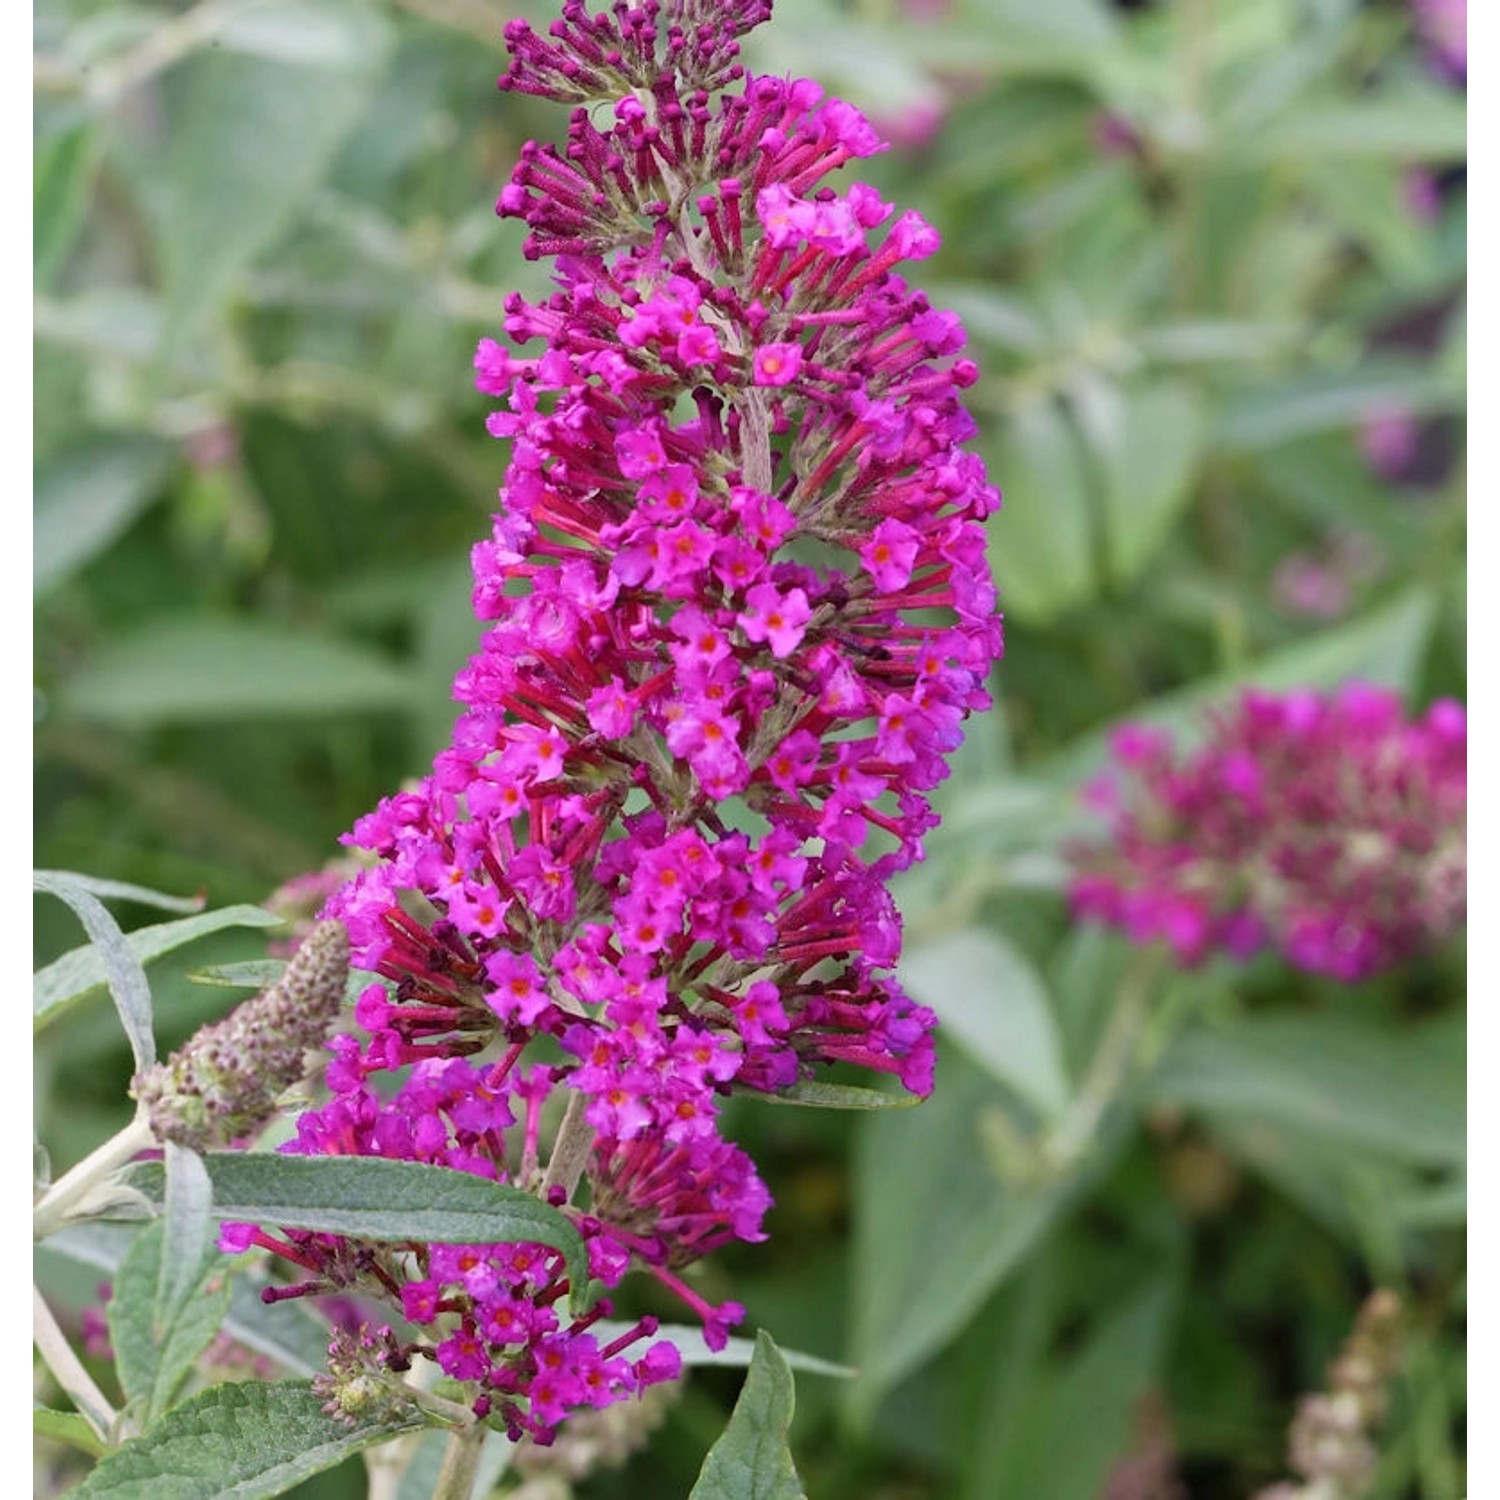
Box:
[311,1324,415,1428]
[132,921,349,1150]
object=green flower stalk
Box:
[132,921,349,1151]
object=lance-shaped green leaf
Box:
[688,1331,807,1500]
[1038,590,1437,790]
[34,904,282,1035]
[33,871,206,915]
[68,1380,426,1500]
[1147,1012,1465,1168]
[38,1223,331,1379]
[752,1080,920,1110]
[35,1404,107,1458]
[34,871,156,1072]
[900,928,1070,1122]
[35,120,100,292]
[188,960,289,989]
[34,436,174,595]
[848,1044,1115,1419]
[189,958,374,1010]
[150,1,395,350]
[127,1154,590,1307]
[58,618,419,725]
[108,1219,234,1425]
[157,1145,216,1340]
[592,1321,855,1378]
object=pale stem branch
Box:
[432,1420,488,1500]
[33,1286,117,1441]
[34,1114,155,1240]
[409,1387,482,1427]
[363,1444,404,1500]
[87,0,275,105]
[540,1090,595,1203]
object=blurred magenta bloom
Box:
[1093,110,1144,159]
[871,94,948,150]
[1273,533,1382,621]
[1068,685,1467,980]
[1403,166,1443,224]
[1413,0,1466,81]
[1271,557,1351,621]
[1359,404,1421,481]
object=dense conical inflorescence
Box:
[230,0,1003,1442]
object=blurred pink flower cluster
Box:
[1069,685,1466,980]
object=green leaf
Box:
[849,1046,1105,1415]
[109,1219,235,1424]
[150,0,395,349]
[34,870,206,914]
[189,958,373,1011]
[188,961,290,989]
[981,1278,1176,1500]
[984,396,1097,624]
[223,1268,333,1378]
[34,1404,107,1458]
[35,120,100,290]
[1039,590,1438,789]
[591,1321,855,1379]
[900,929,1070,1121]
[1390,1177,1466,1231]
[56,618,417,725]
[34,437,175,596]
[1148,1013,1465,1168]
[34,871,156,1072]
[41,1221,332,1382]
[1132,319,1294,365]
[129,1154,591,1307]
[1215,361,1462,451]
[34,904,282,1036]
[1093,381,1204,588]
[157,1145,216,1341]
[1239,89,1468,162]
[68,1380,424,1500]
[926,282,1050,355]
[752,1080,920,1110]
[688,1331,807,1500]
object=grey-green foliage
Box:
[34,871,158,1070]
[125,1152,592,1306]
[34,904,283,1034]
[68,1380,425,1500]
[107,1219,235,1426]
[688,1332,807,1500]
[32,0,1467,1494]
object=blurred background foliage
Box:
[33,0,1465,1495]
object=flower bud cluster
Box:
[311,1323,416,1428]
[1068,685,1466,980]
[238,0,1002,1442]
[1253,1289,1404,1500]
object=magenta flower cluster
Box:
[1413,0,1466,83]
[1068,684,1466,981]
[236,0,1002,1444]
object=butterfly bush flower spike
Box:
[1068,685,1466,980]
[240,0,1002,1445]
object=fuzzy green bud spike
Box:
[132,920,350,1151]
